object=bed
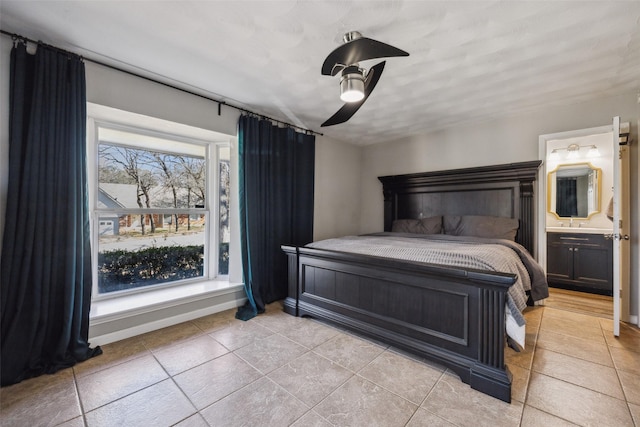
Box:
[281,160,545,402]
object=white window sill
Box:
[90,280,244,324]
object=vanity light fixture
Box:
[549,143,600,160]
[566,143,580,160]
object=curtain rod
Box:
[1,30,323,137]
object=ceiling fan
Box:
[321,31,409,127]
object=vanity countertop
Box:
[546,227,612,235]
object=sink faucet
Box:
[569,218,574,227]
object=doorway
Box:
[538,122,629,328]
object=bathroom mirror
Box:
[547,163,601,219]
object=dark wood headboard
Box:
[378,161,542,254]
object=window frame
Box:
[87,106,230,302]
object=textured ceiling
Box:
[1,1,639,145]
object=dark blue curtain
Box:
[556,177,578,217]
[236,116,315,320]
[1,42,101,386]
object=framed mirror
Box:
[547,162,601,219]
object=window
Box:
[88,106,231,300]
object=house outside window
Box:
[88,105,231,300]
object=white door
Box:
[611,116,627,337]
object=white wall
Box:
[360,92,640,321]
[85,62,239,138]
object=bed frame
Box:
[282,160,542,402]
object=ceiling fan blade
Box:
[322,37,408,76]
[321,61,386,127]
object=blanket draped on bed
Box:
[307,233,549,329]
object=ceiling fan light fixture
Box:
[339,67,365,103]
[321,31,408,125]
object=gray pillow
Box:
[391,216,442,234]
[443,215,519,241]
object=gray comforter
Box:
[307,232,549,326]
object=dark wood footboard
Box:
[282,245,516,402]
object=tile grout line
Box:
[71,367,89,427]
[516,306,543,425]
[405,368,451,427]
[526,305,636,425]
[602,317,638,425]
[519,306,579,426]
[263,330,358,425]
[148,349,204,426]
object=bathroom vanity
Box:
[546,229,613,295]
[546,161,612,295]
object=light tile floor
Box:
[2,301,639,427]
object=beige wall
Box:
[313,135,362,241]
[359,92,640,320]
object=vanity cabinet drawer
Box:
[547,232,612,295]
[546,232,607,246]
